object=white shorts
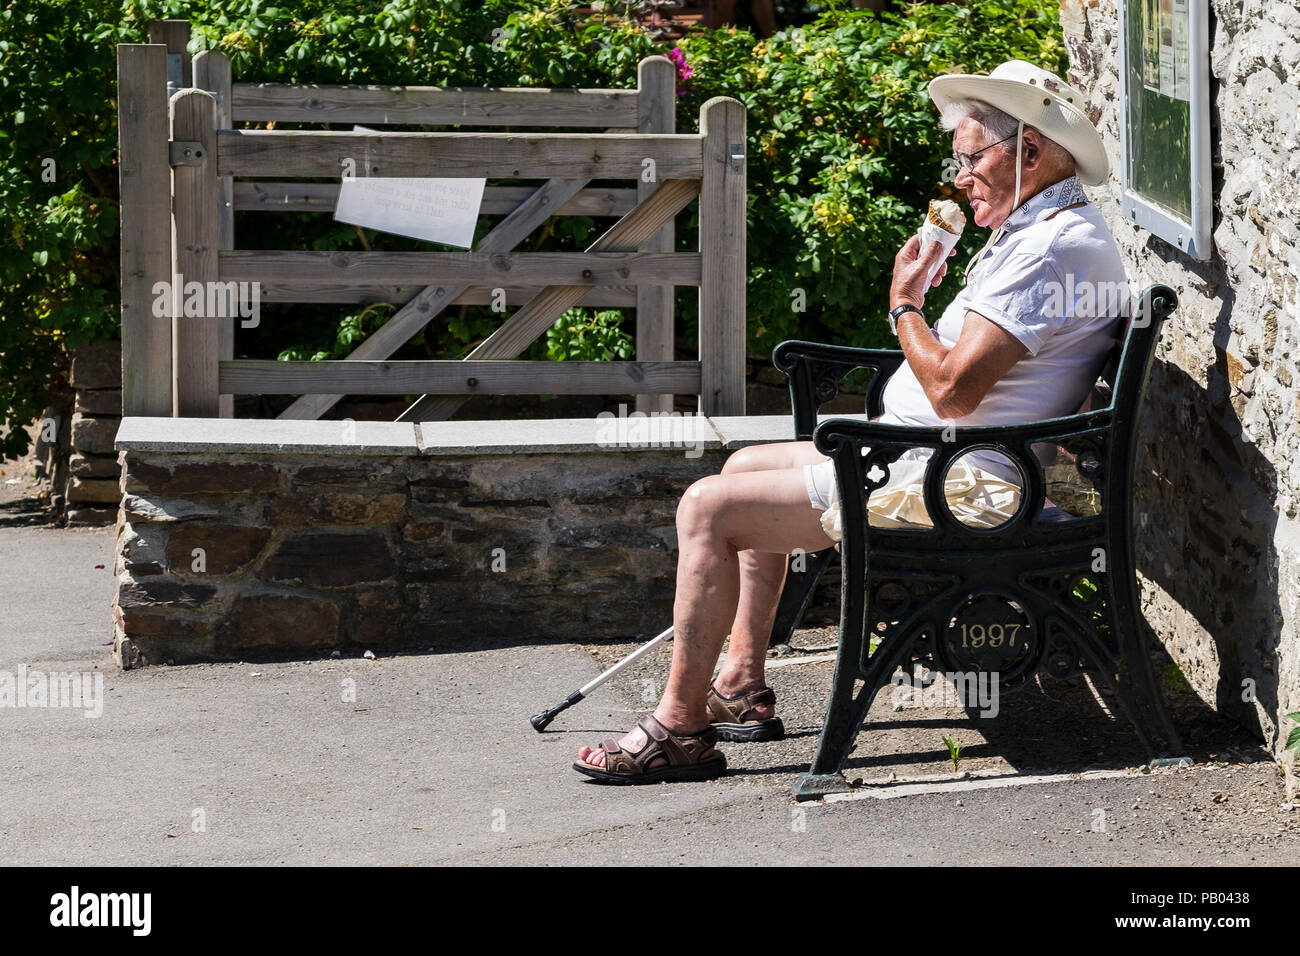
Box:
[803,451,1025,541]
[803,458,838,511]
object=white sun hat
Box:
[927,60,1109,186]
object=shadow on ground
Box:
[583,625,1268,787]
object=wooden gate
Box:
[117,20,746,422]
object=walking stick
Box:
[529,626,673,731]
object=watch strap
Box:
[889,303,925,336]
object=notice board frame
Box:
[1116,0,1213,260]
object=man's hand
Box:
[890,235,952,310]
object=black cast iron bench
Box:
[769,283,1184,799]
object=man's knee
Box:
[721,442,787,475]
[677,474,724,532]
[720,446,760,476]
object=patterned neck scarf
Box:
[962,174,1090,286]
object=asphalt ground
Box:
[0,523,1295,867]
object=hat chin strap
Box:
[962,119,1025,287]
[1012,119,1024,216]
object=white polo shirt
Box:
[875,175,1130,482]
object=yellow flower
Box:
[802,89,814,103]
[221,28,254,51]
[812,197,855,236]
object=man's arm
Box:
[890,235,1029,420]
[895,309,1027,420]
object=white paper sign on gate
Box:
[333,126,485,248]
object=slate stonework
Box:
[1059,0,1300,793]
[110,447,824,668]
[40,341,125,526]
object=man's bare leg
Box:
[577,461,835,769]
[713,442,831,712]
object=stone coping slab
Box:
[115,414,814,457]
[708,413,873,448]
[414,415,723,456]
[115,417,418,455]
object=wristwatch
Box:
[889,303,925,337]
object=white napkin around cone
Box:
[916,220,964,288]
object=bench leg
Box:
[768,547,835,647]
[1091,555,1186,758]
[793,547,888,800]
[792,659,863,799]
[1105,609,1185,758]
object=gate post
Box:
[149,19,192,96]
[194,50,235,418]
[635,55,676,415]
[170,89,221,417]
[698,97,746,417]
[117,42,172,417]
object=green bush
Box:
[0,1,149,458]
[676,0,1068,355]
[0,0,1066,459]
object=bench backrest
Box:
[1075,285,1175,415]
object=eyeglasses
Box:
[951,133,1018,172]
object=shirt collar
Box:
[1000,175,1089,233]
[961,175,1090,287]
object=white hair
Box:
[941,99,1020,142]
[941,98,1075,175]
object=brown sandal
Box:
[707,684,785,742]
[572,714,727,785]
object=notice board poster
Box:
[1141,0,1191,101]
[1127,0,1193,219]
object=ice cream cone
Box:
[927,199,965,235]
[917,198,966,288]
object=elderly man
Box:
[573,61,1128,783]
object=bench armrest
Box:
[772,340,906,440]
[811,408,1115,535]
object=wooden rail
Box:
[231,84,641,126]
[215,130,705,179]
[231,182,638,216]
[220,360,700,395]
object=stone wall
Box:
[1059,0,1300,794]
[111,415,838,668]
[32,340,123,526]
[66,341,124,525]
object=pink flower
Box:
[668,46,693,95]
